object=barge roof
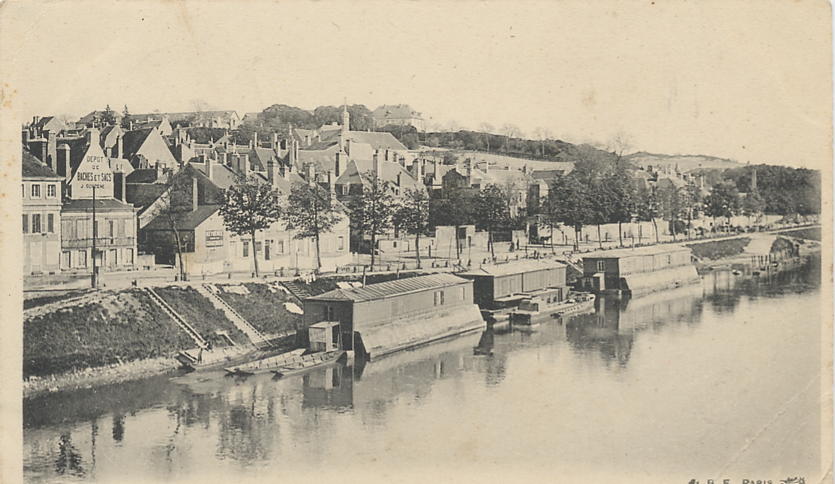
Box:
[582,244,692,259]
[457,259,567,278]
[306,273,469,302]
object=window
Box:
[46,184,57,198]
[31,184,41,198]
[255,241,262,253]
[264,240,271,260]
[242,241,249,257]
[596,260,606,272]
[76,220,85,239]
[337,236,345,251]
[22,185,25,199]
[108,220,114,237]
[93,221,99,239]
[77,250,87,268]
[32,214,41,233]
[125,248,134,265]
[22,214,28,234]
[61,251,71,269]
[277,240,284,254]
[434,290,445,306]
[47,214,54,233]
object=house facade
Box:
[22,151,64,275]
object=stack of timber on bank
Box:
[579,245,700,296]
[302,273,485,360]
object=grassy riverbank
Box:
[686,238,751,261]
[215,283,303,335]
[24,289,193,378]
[154,286,250,345]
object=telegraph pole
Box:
[91,186,97,288]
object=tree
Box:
[349,172,397,268]
[392,188,430,268]
[473,184,511,259]
[121,105,131,129]
[219,178,281,277]
[635,185,662,243]
[547,174,591,250]
[102,104,117,127]
[532,127,552,157]
[704,181,740,231]
[429,186,474,259]
[605,170,636,246]
[281,182,342,272]
[478,122,494,151]
[588,179,613,249]
[144,168,195,280]
[741,191,766,224]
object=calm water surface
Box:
[23,262,824,483]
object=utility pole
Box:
[91,186,97,288]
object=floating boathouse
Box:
[579,245,700,296]
[457,260,569,309]
[303,273,485,360]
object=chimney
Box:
[327,170,335,193]
[192,176,199,211]
[384,149,390,161]
[205,155,213,180]
[293,139,299,165]
[116,134,123,159]
[372,152,380,177]
[21,129,29,145]
[307,163,315,182]
[396,173,402,187]
[57,143,71,180]
[335,151,344,177]
[272,132,278,150]
[253,131,258,148]
[267,159,280,187]
[416,159,424,181]
[155,162,161,180]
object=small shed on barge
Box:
[303,274,485,360]
[579,245,699,295]
[457,260,568,309]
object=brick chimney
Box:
[57,143,71,180]
[267,159,280,187]
[335,151,344,177]
[116,134,123,159]
[192,177,199,211]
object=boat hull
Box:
[510,297,595,326]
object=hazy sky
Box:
[1,0,831,168]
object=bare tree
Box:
[532,127,552,157]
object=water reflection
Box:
[23,260,821,482]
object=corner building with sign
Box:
[56,130,139,273]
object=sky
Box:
[0,0,831,168]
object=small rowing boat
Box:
[270,350,347,379]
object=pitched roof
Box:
[34,116,67,133]
[307,273,469,302]
[126,168,160,183]
[121,128,154,160]
[458,260,567,278]
[62,198,136,212]
[22,150,62,178]
[100,125,123,149]
[335,158,422,192]
[143,204,220,231]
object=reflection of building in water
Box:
[565,283,704,367]
[216,383,277,464]
[349,333,483,421]
[302,365,354,410]
[702,260,820,311]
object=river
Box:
[23,260,824,484]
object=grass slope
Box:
[24,289,193,378]
[687,238,751,261]
[215,283,302,335]
[153,286,250,346]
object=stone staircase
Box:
[197,284,272,349]
[144,288,208,349]
[280,281,313,301]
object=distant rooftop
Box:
[458,259,566,278]
[582,244,692,259]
